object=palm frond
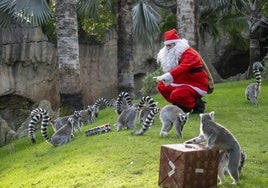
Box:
[0,11,14,28]
[0,0,13,11]
[132,1,161,46]
[7,0,52,25]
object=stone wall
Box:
[0,24,59,107]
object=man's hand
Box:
[153,73,173,86]
[154,75,166,82]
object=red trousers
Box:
[157,82,201,109]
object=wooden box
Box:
[158,144,219,188]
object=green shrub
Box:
[140,69,163,96]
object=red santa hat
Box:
[164,29,180,45]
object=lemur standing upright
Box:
[51,110,82,134]
[185,111,246,185]
[245,61,264,104]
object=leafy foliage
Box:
[199,0,268,44]
[140,69,163,96]
[77,0,116,44]
[199,2,249,49]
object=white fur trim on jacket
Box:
[164,39,180,45]
[170,83,207,96]
[156,73,173,86]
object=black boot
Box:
[192,98,206,114]
[172,103,191,113]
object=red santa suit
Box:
[156,29,208,111]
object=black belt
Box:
[189,66,205,73]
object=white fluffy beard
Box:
[157,39,190,72]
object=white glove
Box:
[154,73,173,86]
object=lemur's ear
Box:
[210,111,215,118]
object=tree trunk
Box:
[56,0,82,114]
[176,0,197,48]
[117,0,135,98]
[245,0,266,78]
[247,36,261,78]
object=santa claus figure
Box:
[155,28,208,113]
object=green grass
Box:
[1,79,268,188]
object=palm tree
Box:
[117,0,134,96]
[199,0,268,78]
[56,0,83,114]
[176,0,198,48]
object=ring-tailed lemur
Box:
[114,103,140,131]
[79,98,112,126]
[29,108,75,146]
[137,96,158,124]
[79,106,95,126]
[184,111,246,185]
[49,117,75,146]
[131,96,160,135]
[114,91,132,115]
[90,97,112,118]
[30,108,80,134]
[159,104,190,138]
[131,107,160,135]
[245,61,264,105]
[51,110,82,133]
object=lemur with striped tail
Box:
[79,105,95,125]
[131,107,160,135]
[51,110,82,133]
[28,108,75,146]
[114,91,132,115]
[86,97,112,124]
[245,61,264,105]
[114,103,140,131]
[159,104,189,138]
[185,111,246,185]
[114,91,137,131]
[131,96,159,135]
[137,96,157,121]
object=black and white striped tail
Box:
[29,108,51,143]
[253,61,263,87]
[131,108,160,135]
[253,69,262,87]
[138,96,157,109]
[93,97,112,117]
[115,91,132,115]
[28,113,42,143]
